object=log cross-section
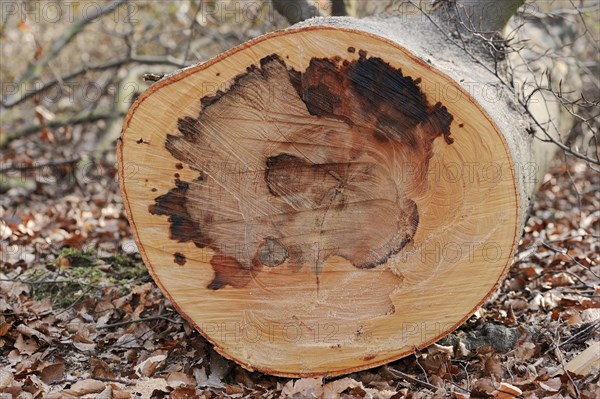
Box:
[149,52,454,289]
[118,18,527,377]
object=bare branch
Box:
[1,157,81,172]
[2,111,126,145]
[2,55,188,109]
[17,0,128,85]
[387,366,443,392]
[412,1,600,166]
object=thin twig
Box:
[387,367,442,392]
[55,287,92,315]
[1,157,81,172]
[3,55,186,109]
[553,318,581,398]
[559,319,600,348]
[408,0,600,166]
[92,377,136,386]
[542,241,600,279]
[97,313,180,329]
[17,0,128,86]
[413,348,431,384]
[52,377,135,386]
[3,112,126,145]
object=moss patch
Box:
[21,248,149,308]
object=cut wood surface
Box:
[118,14,560,377]
[565,341,600,376]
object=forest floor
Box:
[1,136,598,398]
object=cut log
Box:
[118,11,565,376]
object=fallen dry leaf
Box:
[281,378,324,398]
[40,362,65,384]
[14,334,38,355]
[72,332,97,352]
[0,323,11,336]
[90,357,116,379]
[0,368,14,389]
[46,378,105,398]
[135,354,167,378]
[166,371,196,388]
[493,382,523,399]
[170,386,200,399]
[539,377,562,393]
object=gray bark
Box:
[272,0,323,25]
[438,0,526,32]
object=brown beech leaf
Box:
[281,378,324,398]
[67,378,106,395]
[40,362,65,384]
[0,322,11,336]
[72,332,97,352]
[471,378,496,396]
[170,386,200,399]
[166,371,195,388]
[134,354,167,378]
[16,323,53,344]
[539,377,562,393]
[0,369,14,389]
[14,334,38,355]
[91,357,116,379]
[46,378,106,398]
[323,377,363,397]
[493,382,523,399]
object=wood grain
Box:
[118,24,519,377]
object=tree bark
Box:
[437,0,525,32]
[272,0,323,24]
[117,4,575,377]
[331,0,355,17]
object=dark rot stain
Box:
[290,51,453,146]
[200,91,226,110]
[174,252,186,265]
[148,179,209,248]
[174,173,180,178]
[362,354,376,361]
[136,138,149,144]
[151,50,454,290]
[373,130,388,143]
[265,153,313,196]
[208,254,253,290]
[257,237,288,267]
[459,123,465,128]
[151,188,157,192]
[175,116,201,141]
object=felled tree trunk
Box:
[118,3,569,377]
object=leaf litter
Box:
[1,135,598,398]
